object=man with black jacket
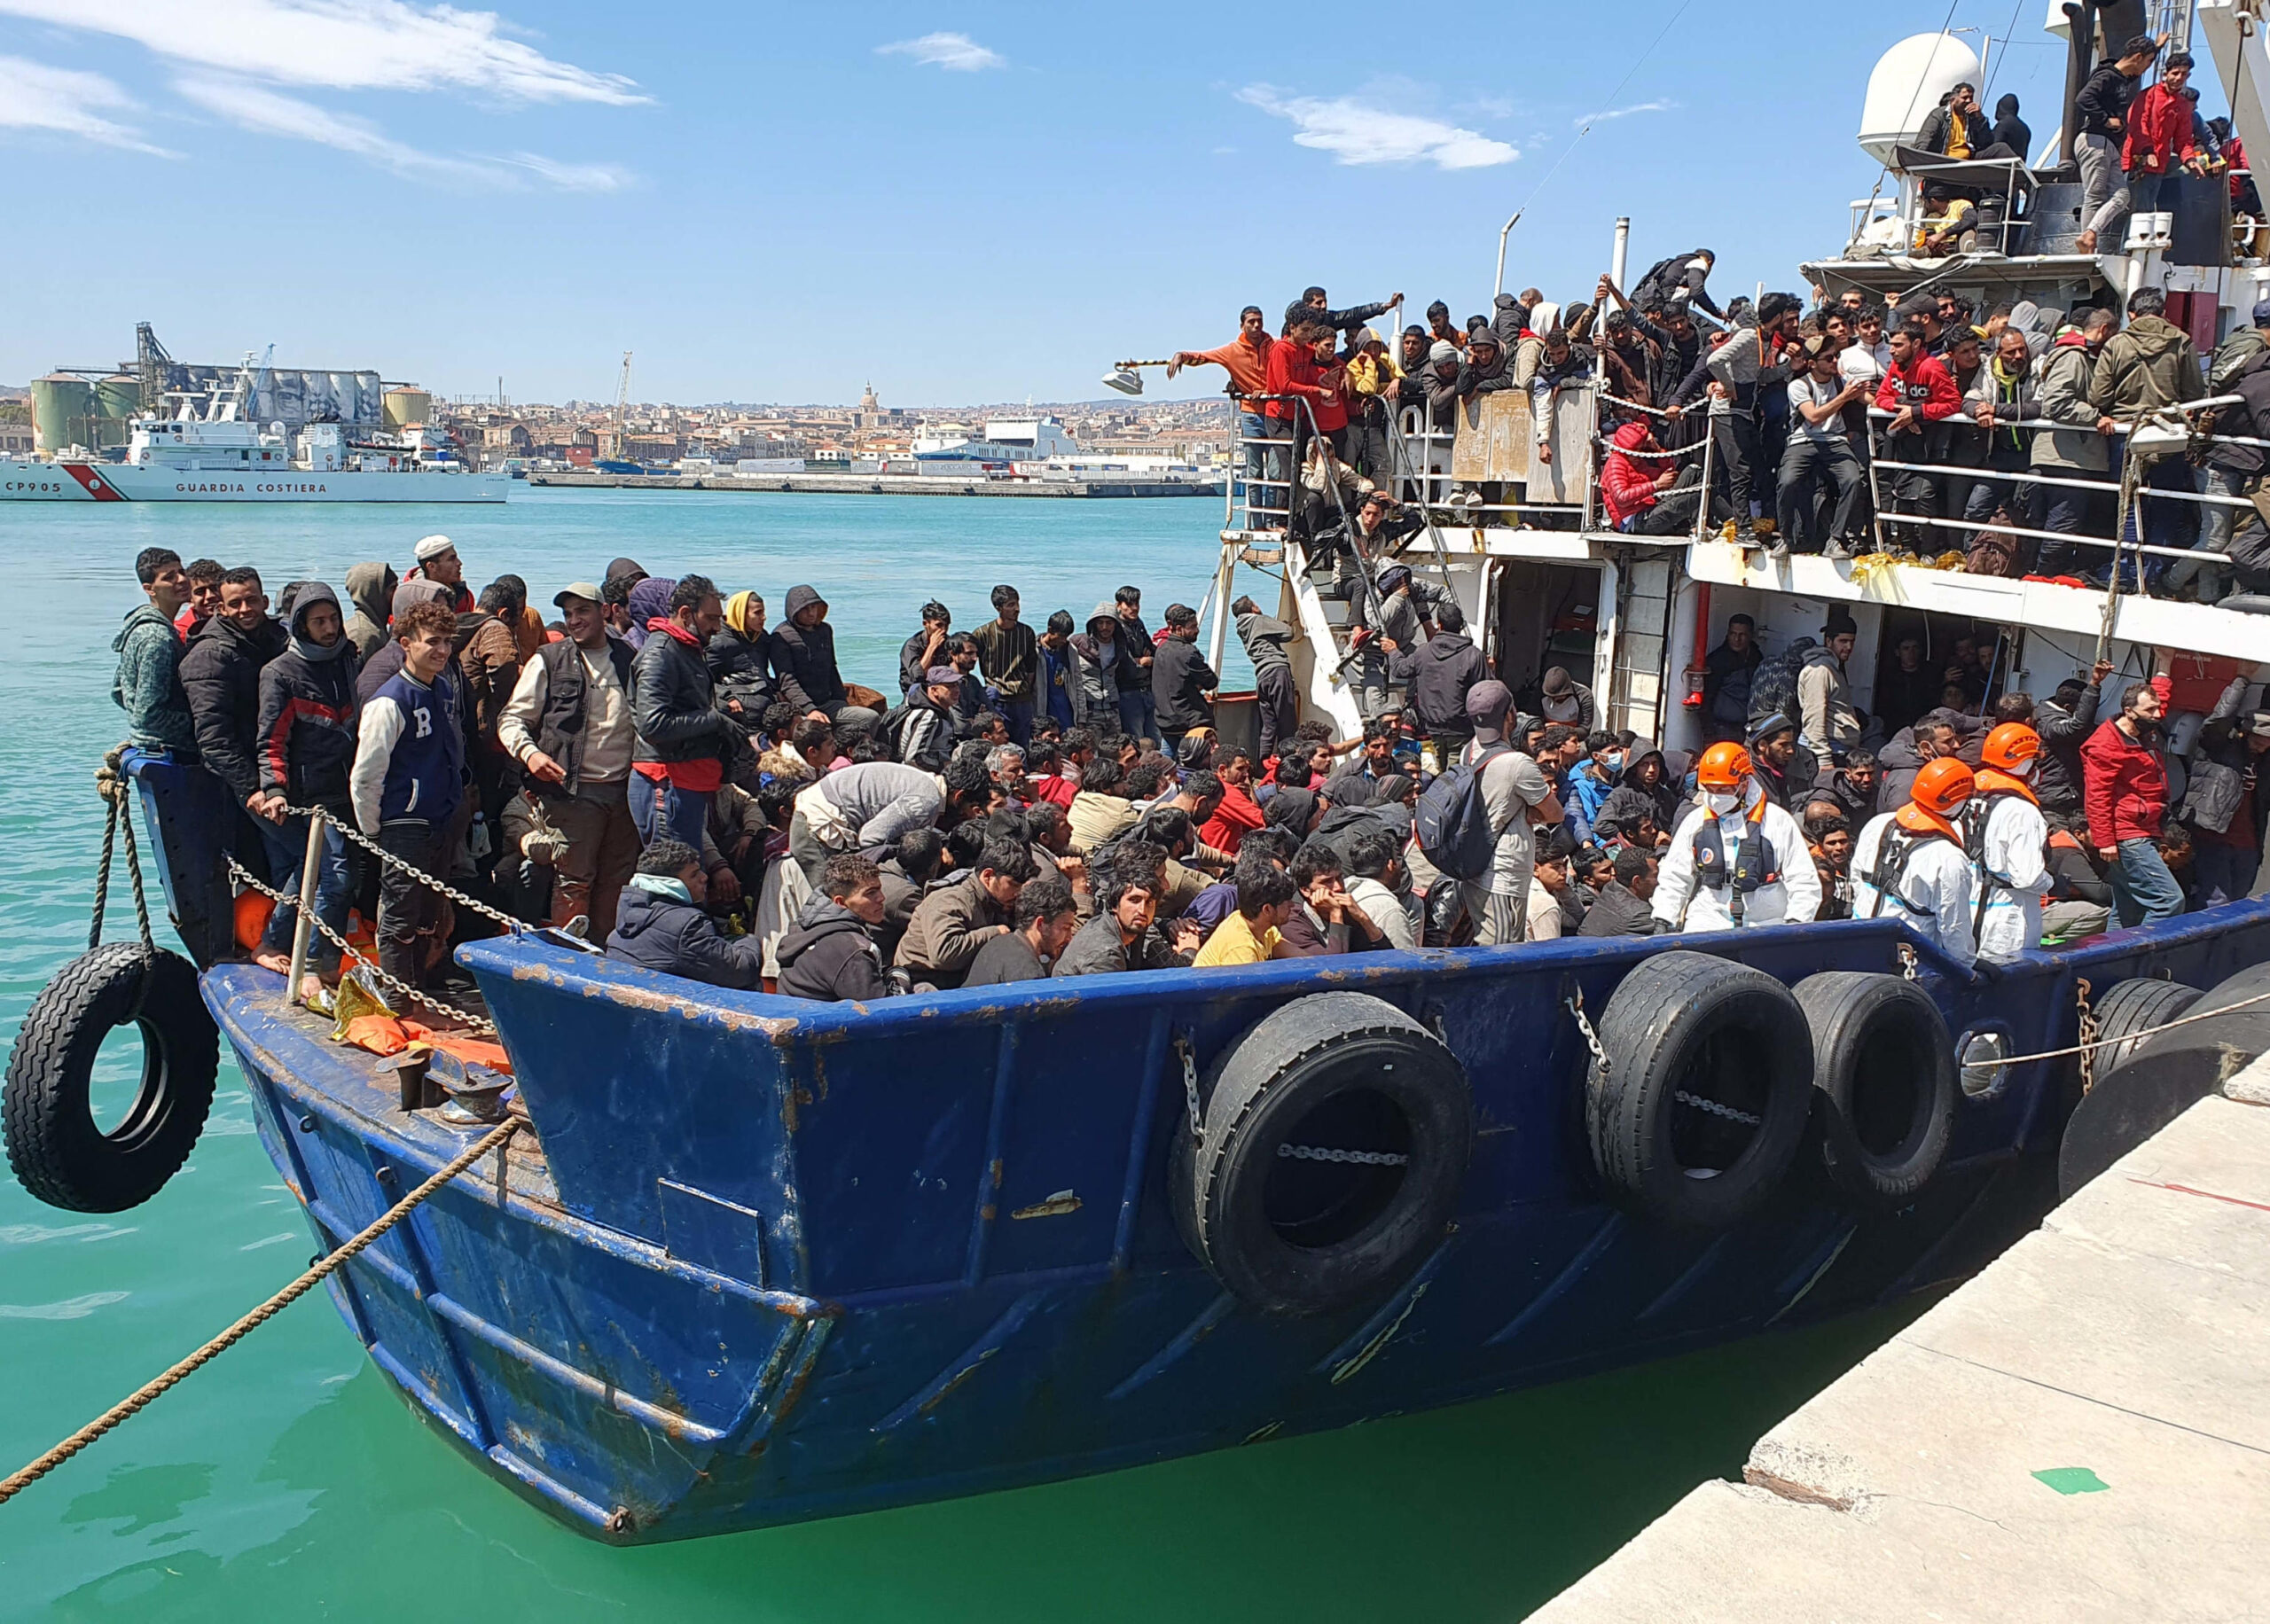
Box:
[2035,661,2112,818]
[1290,285,1401,339]
[184,566,290,820]
[1150,604,1217,754]
[2181,680,2270,905]
[2173,298,2270,602]
[630,574,737,860]
[1405,600,1485,762]
[499,582,642,939]
[768,584,879,732]
[249,581,356,995]
[2074,35,2162,254]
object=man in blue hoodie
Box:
[349,599,466,989]
[606,839,766,990]
[113,546,198,754]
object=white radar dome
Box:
[1859,33,1983,163]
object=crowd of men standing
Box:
[111,498,2266,1009]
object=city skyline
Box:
[7,2,2100,403]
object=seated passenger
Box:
[1852,758,1979,966]
[1280,840,1387,955]
[607,839,766,991]
[1193,859,1300,965]
[1577,846,1661,936]
[1053,841,1203,975]
[2040,812,2114,941]
[964,874,1080,986]
[1067,757,1138,854]
[896,836,1036,991]
[775,853,890,1002]
[1342,827,1421,950]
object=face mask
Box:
[1703,789,1741,816]
[1599,753,1624,776]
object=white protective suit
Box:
[1974,788,2049,964]
[1653,780,1820,932]
[1852,809,1979,966]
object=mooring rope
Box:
[0,1118,518,1509]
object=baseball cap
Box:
[552,581,603,606]
[413,534,456,562]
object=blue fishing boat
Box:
[5,749,2263,1542]
[19,8,2270,1530]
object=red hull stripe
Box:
[59,464,129,501]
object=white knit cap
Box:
[413,534,455,562]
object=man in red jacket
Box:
[2117,53,2205,238]
[1874,323,1962,552]
[1601,420,1710,535]
[1256,318,1335,531]
[2080,675,2184,925]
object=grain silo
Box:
[30,375,96,456]
[383,386,433,430]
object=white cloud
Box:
[0,0,644,103]
[0,53,176,153]
[1574,98,1677,126]
[175,76,629,189]
[500,151,630,191]
[877,32,1004,72]
[1237,85,1515,170]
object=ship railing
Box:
[1219,393,1398,652]
[1376,399,1591,527]
[1589,389,1718,543]
[1852,395,2258,578]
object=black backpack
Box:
[1631,250,1709,308]
[1413,744,1512,881]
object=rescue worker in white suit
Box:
[1852,755,1982,966]
[1653,740,1821,932]
[1971,722,2052,964]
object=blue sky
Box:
[0,2,2132,406]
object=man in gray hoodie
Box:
[2031,308,2117,573]
[113,547,198,755]
[342,561,397,663]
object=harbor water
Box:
[1,488,1912,1620]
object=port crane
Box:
[607,351,631,460]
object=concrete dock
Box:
[1530,1056,2270,1624]
[526,472,1223,499]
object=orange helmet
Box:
[1981,722,2041,772]
[1895,756,1976,839]
[1695,741,1753,791]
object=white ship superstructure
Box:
[4,358,505,504]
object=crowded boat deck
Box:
[9,9,2270,1542]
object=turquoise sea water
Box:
[0,488,1908,1620]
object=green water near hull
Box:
[2,488,1910,1620]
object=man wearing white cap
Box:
[407,535,472,613]
[497,582,640,938]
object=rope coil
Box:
[0,1118,519,1509]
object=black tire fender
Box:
[1171,991,1471,1315]
[1585,950,1813,1228]
[2088,977,2203,1074]
[1793,972,1957,1207]
[2060,967,2268,1199]
[4,945,219,1212]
